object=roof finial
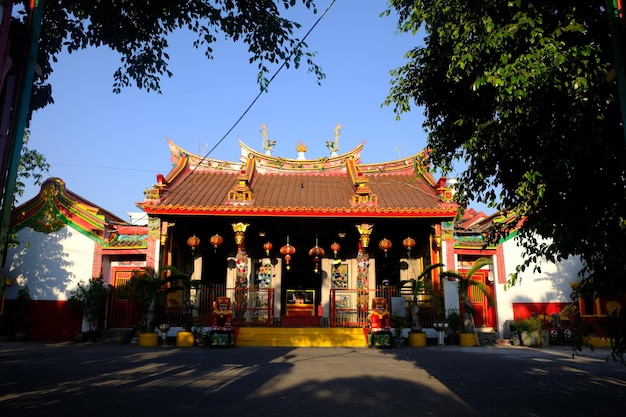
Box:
[296,141,307,160]
[326,123,341,157]
[260,124,276,156]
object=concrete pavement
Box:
[0,342,624,417]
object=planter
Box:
[459,333,478,347]
[138,332,159,347]
[176,331,195,347]
[408,332,427,347]
[520,330,549,347]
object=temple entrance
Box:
[280,257,322,326]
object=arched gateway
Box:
[133,137,457,331]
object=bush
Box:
[513,316,543,332]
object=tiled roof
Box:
[141,140,457,218]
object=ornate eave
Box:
[140,204,458,218]
[238,139,364,173]
[9,178,124,240]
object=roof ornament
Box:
[296,141,308,160]
[260,124,276,156]
[326,123,341,157]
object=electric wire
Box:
[191,0,336,169]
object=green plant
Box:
[128,266,189,333]
[399,263,443,333]
[513,316,543,332]
[391,314,407,345]
[440,258,494,333]
[13,286,32,339]
[68,278,111,333]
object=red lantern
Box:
[280,244,296,270]
[209,233,223,252]
[263,241,273,257]
[379,237,392,257]
[187,234,200,252]
[402,236,416,257]
[330,242,340,258]
[309,245,326,273]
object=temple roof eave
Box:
[140,203,458,219]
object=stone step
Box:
[236,327,367,347]
[101,328,134,344]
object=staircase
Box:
[235,327,368,347]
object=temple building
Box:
[136,135,459,330]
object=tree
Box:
[68,277,111,337]
[440,257,494,333]
[385,0,626,362]
[399,263,443,332]
[17,0,324,114]
[14,130,49,201]
[384,1,626,295]
[128,266,189,333]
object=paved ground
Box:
[0,342,624,417]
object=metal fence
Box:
[116,283,436,329]
[329,286,437,329]
[157,285,275,328]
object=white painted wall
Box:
[494,235,583,336]
[2,226,96,301]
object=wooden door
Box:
[465,270,494,328]
[109,269,137,328]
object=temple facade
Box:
[136,137,459,331]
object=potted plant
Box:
[441,257,494,347]
[129,266,189,347]
[445,309,463,345]
[12,286,32,341]
[68,277,111,342]
[513,316,548,347]
[399,263,443,347]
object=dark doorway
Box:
[281,254,322,317]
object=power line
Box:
[199,0,336,163]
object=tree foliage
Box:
[11,0,323,113]
[385,1,626,294]
[15,130,49,200]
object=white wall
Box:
[494,235,583,336]
[2,227,96,301]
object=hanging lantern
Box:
[330,242,341,259]
[379,237,392,257]
[280,244,296,270]
[402,236,416,257]
[263,241,273,257]
[209,233,223,252]
[187,234,201,253]
[308,238,325,273]
[280,236,296,270]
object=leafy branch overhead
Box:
[385,1,626,293]
[18,0,324,111]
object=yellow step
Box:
[235,327,368,347]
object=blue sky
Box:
[24,1,473,221]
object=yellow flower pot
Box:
[459,333,478,347]
[176,331,195,347]
[138,332,158,347]
[408,332,427,347]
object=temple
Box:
[134,136,458,331]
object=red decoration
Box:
[330,242,340,258]
[402,236,416,257]
[187,234,200,252]
[308,245,326,273]
[379,237,392,257]
[280,244,296,270]
[263,241,273,257]
[209,234,223,252]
